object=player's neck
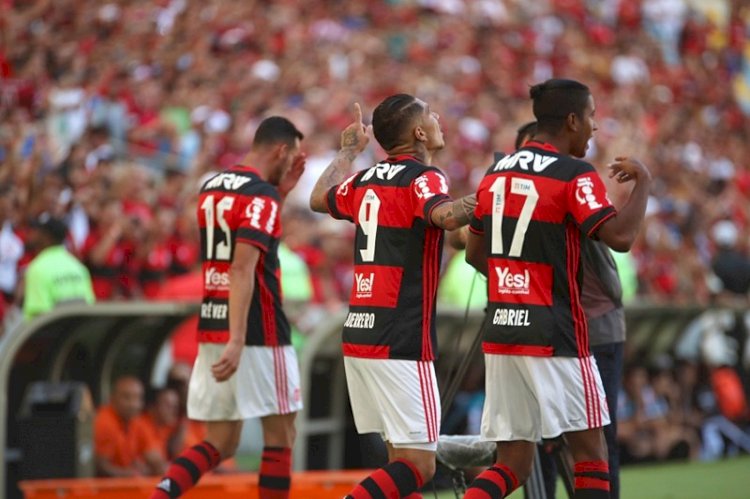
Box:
[530,133,569,155]
[238,151,269,180]
[386,145,431,164]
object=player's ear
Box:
[273,142,288,159]
[414,125,427,143]
[566,112,579,132]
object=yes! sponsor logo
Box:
[354,272,375,299]
[495,266,530,295]
[575,176,602,210]
[204,266,230,290]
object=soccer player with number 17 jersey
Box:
[464,79,652,499]
[310,96,477,499]
[151,117,306,499]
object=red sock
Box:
[259,446,292,499]
[150,441,221,498]
[464,464,519,499]
[346,459,423,498]
[404,494,423,498]
[574,461,610,499]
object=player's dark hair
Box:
[253,116,304,147]
[530,79,590,134]
[515,121,537,150]
[372,94,425,151]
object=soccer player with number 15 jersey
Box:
[151,117,306,499]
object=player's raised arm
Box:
[309,103,370,213]
[429,193,477,231]
[594,156,652,252]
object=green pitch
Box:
[436,456,750,498]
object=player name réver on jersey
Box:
[201,301,228,320]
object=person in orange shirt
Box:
[134,387,182,461]
[94,376,166,476]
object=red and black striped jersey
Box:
[326,155,451,361]
[471,142,616,358]
[196,165,290,346]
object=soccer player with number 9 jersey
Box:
[310,96,477,499]
[463,79,652,499]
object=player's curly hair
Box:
[530,79,590,133]
[372,94,425,151]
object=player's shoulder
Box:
[200,167,278,199]
[357,156,445,187]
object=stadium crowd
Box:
[2,0,750,474]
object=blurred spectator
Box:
[134,387,182,462]
[94,376,166,477]
[0,0,748,308]
[710,220,750,298]
[22,216,94,321]
[0,186,23,321]
[617,364,700,464]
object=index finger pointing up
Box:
[353,102,363,124]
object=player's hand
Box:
[607,157,652,184]
[278,152,307,198]
[211,341,243,382]
[340,102,371,154]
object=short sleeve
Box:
[411,170,451,222]
[469,176,491,235]
[568,170,617,237]
[235,188,280,252]
[326,172,358,222]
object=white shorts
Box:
[345,357,440,451]
[188,343,302,421]
[481,354,610,442]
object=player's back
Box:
[472,142,615,357]
[196,166,289,346]
[326,155,451,361]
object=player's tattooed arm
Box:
[310,103,371,213]
[430,193,477,230]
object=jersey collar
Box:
[524,141,560,153]
[231,164,261,176]
[387,154,423,164]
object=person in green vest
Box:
[23,216,95,321]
